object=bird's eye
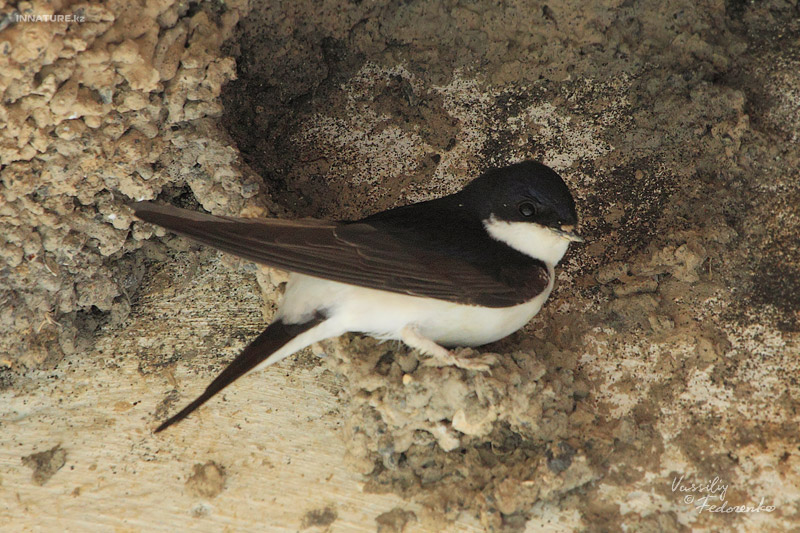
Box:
[518,202,537,217]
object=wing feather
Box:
[131,202,546,307]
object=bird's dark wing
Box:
[131,202,548,307]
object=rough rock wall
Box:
[0,0,260,374]
[2,0,799,531]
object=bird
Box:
[131,160,583,433]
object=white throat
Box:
[483,215,570,267]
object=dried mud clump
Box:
[185,460,226,498]
[321,336,597,529]
[0,0,259,374]
[21,444,67,485]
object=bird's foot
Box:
[422,347,498,372]
[399,325,497,372]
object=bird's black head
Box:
[460,160,579,232]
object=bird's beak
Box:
[552,225,584,242]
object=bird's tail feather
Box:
[155,316,324,433]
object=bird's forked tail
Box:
[154,316,324,433]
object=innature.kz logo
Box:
[10,12,86,23]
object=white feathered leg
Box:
[400,325,497,372]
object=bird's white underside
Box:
[256,219,572,371]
